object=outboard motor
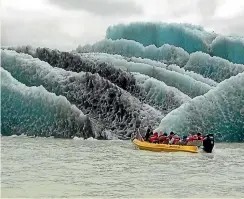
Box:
[203,134,214,153]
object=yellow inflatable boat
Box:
[132,139,198,153]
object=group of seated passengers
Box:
[144,126,203,145]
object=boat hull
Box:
[132,139,198,153]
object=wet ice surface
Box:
[2,136,244,198]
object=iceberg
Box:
[76,38,190,66]
[1,68,93,138]
[1,49,163,137]
[155,72,244,142]
[2,21,244,142]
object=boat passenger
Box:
[164,136,170,144]
[197,133,203,141]
[168,132,175,144]
[179,135,187,145]
[158,133,167,143]
[145,125,153,141]
[186,134,193,144]
[193,134,198,141]
[173,135,181,144]
[149,132,159,143]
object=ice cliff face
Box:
[1,21,244,141]
[1,49,163,138]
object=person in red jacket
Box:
[158,133,167,144]
[192,134,198,141]
[197,133,203,141]
[173,135,181,144]
[186,134,193,142]
[149,132,159,143]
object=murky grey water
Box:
[1,136,244,198]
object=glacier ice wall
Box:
[155,72,244,142]
[1,49,163,137]
[81,52,212,98]
[76,38,190,66]
[1,68,94,138]
[184,52,244,82]
[2,20,244,142]
[211,36,244,64]
[106,22,216,53]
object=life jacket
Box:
[163,137,170,144]
[153,132,158,137]
[187,135,193,142]
[158,134,167,143]
[149,132,158,143]
[193,134,198,141]
[198,136,203,141]
[173,136,180,144]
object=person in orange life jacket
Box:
[172,135,181,144]
[197,133,203,141]
[192,134,199,141]
[186,133,193,143]
[158,132,167,143]
[149,132,159,143]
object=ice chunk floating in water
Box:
[155,72,244,142]
[1,68,94,138]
